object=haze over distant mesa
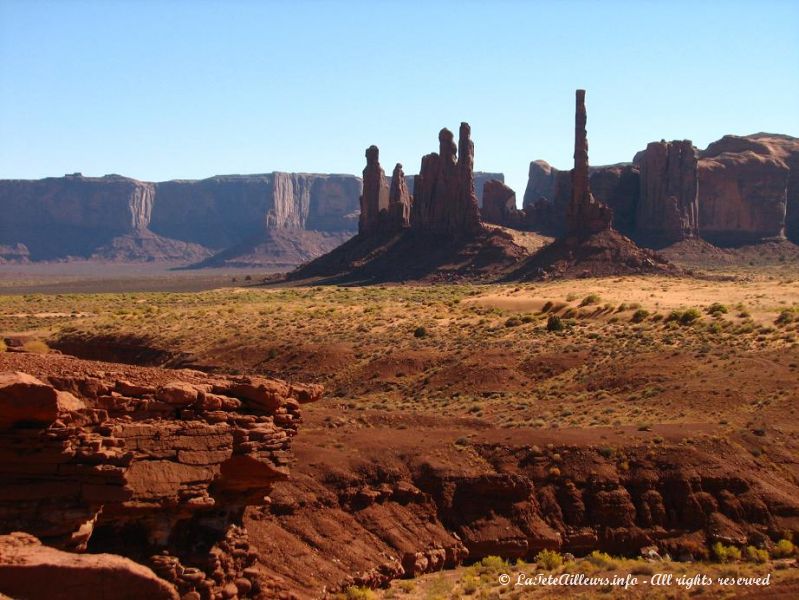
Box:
[1,90,796,276]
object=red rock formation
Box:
[358,146,390,235]
[697,134,798,246]
[637,140,699,246]
[0,532,179,600]
[411,124,482,235]
[0,362,321,599]
[481,179,524,228]
[565,90,613,236]
[388,163,412,229]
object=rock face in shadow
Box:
[388,163,412,230]
[412,124,482,235]
[0,360,321,599]
[0,172,361,265]
[408,172,504,208]
[152,173,361,248]
[637,140,699,246]
[565,90,613,236]
[0,175,154,260]
[358,146,390,235]
[290,122,537,283]
[481,179,524,228]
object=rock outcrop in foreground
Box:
[0,532,179,600]
[0,358,321,599]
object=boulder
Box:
[0,532,178,600]
[0,372,84,428]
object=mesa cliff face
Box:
[0,172,361,265]
[525,133,799,248]
[697,135,795,245]
[637,140,699,246]
[0,175,155,260]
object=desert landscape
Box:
[2,1,799,599]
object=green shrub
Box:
[343,586,377,600]
[546,316,564,332]
[580,294,601,307]
[478,555,508,573]
[541,301,554,313]
[505,317,522,327]
[776,310,795,326]
[413,326,427,338]
[22,340,49,354]
[773,539,795,558]
[744,545,769,563]
[666,308,701,326]
[586,550,617,569]
[631,309,650,323]
[706,303,729,316]
[712,542,741,563]
[397,580,415,594]
[679,308,702,325]
[535,549,563,570]
[461,575,479,595]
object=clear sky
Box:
[1,0,797,197]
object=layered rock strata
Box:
[0,172,361,262]
[0,363,321,599]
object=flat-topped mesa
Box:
[566,89,613,236]
[411,123,482,235]
[637,139,699,246]
[388,163,412,229]
[358,145,390,235]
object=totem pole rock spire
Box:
[358,145,389,235]
[388,163,411,229]
[566,89,612,236]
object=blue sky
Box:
[1,0,797,196]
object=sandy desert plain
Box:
[2,249,799,599]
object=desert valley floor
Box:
[2,250,799,599]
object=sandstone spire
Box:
[566,89,612,236]
[411,124,481,235]
[388,163,411,229]
[358,145,389,235]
